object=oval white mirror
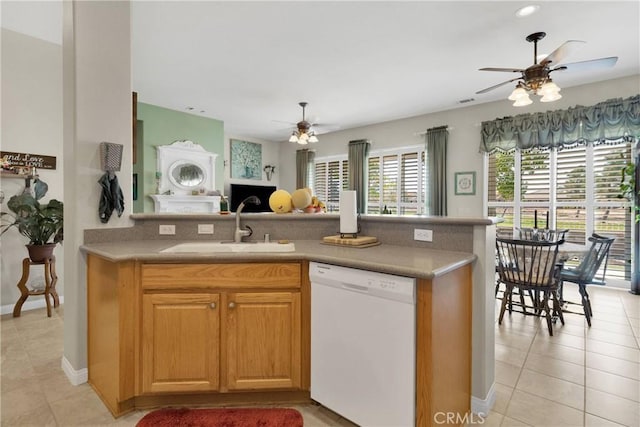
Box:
[168,161,205,188]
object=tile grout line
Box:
[498,319,540,427]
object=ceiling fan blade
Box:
[540,40,586,66]
[312,124,341,134]
[271,119,296,126]
[479,67,524,73]
[552,56,618,73]
[476,77,522,95]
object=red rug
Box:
[136,407,304,427]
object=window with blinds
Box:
[368,157,380,214]
[487,151,515,236]
[382,155,398,212]
[487,141,633,283]
[315,145,427,216]
[314,158,348,212]
[557,146,586,202]
[367,147,427,215]
[521,150,550,202]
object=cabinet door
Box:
[226,292,301,390]
[142,293,220,393]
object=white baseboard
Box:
[471,383,496,416]
[61,355,88,386]
[1,296,64,315]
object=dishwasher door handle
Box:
[340,282,370,293]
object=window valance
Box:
[480,95,640,154]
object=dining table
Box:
[558,242,590,261]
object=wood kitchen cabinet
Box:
[141,290,301,394]
[226,291,301,390]
[141,293,221,393]
[87,255,307,417]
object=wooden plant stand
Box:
[13,257,59,317]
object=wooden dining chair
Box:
[496,237,564,335]
[559,233,615,326]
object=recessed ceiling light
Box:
[515,5,540,18]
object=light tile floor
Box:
[1,285,638,426]
[0,305,356,427]
[488,285,640,427]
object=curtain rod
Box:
[414,125,453,136]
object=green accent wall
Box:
[134,103,224,212]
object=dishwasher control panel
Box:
[309,262,415,304]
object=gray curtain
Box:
[480,95,640,153]
[426,126,448,216]
[296,149,315,189]
[348,139,371,213]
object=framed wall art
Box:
[230,139,262,180]
[454,171,476,195]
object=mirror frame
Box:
[156,140,218,195]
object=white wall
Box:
[279,76,640,216]
[224,134,281,194]
[1,28,64,312]
[62,0,133,376]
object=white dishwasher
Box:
[310,262,416,427]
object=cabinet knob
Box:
[209,302,216,309]
[228,302,236,309]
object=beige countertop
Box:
[81,240,476,279]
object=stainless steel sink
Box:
[161,241,296,253]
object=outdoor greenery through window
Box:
[314,145,427,215]
[487,141,633,282]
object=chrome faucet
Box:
[234,196,261,242]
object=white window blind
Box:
[315,146,427,216]
[487,142,633,282]
[401,152,419,215]
[314,157,348,212]
[367,156,381,214]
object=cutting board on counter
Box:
[322,235,379,248]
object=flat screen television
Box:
[230,184,276,212]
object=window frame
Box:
[486,142,634,283]
[314,144,427,215]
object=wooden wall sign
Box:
[0,151,57,170]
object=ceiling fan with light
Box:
[476,32,618,106]
[288,102,319,144]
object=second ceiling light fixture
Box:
[289,102,319,144]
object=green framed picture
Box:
[455,171,476,195]
[230,139,262,180]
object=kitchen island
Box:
[82,239,475,426]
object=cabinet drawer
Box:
[141,263,301,290]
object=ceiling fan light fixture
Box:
[508,85,529,101]
[540,91,562,102]
[513,94,533,107]
[286,101,320,144]
[538,80,561,95]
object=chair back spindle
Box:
[517,228,569,242]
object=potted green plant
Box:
[620,161,639,221]
[619,156,639,295]
[1,192,63,262]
